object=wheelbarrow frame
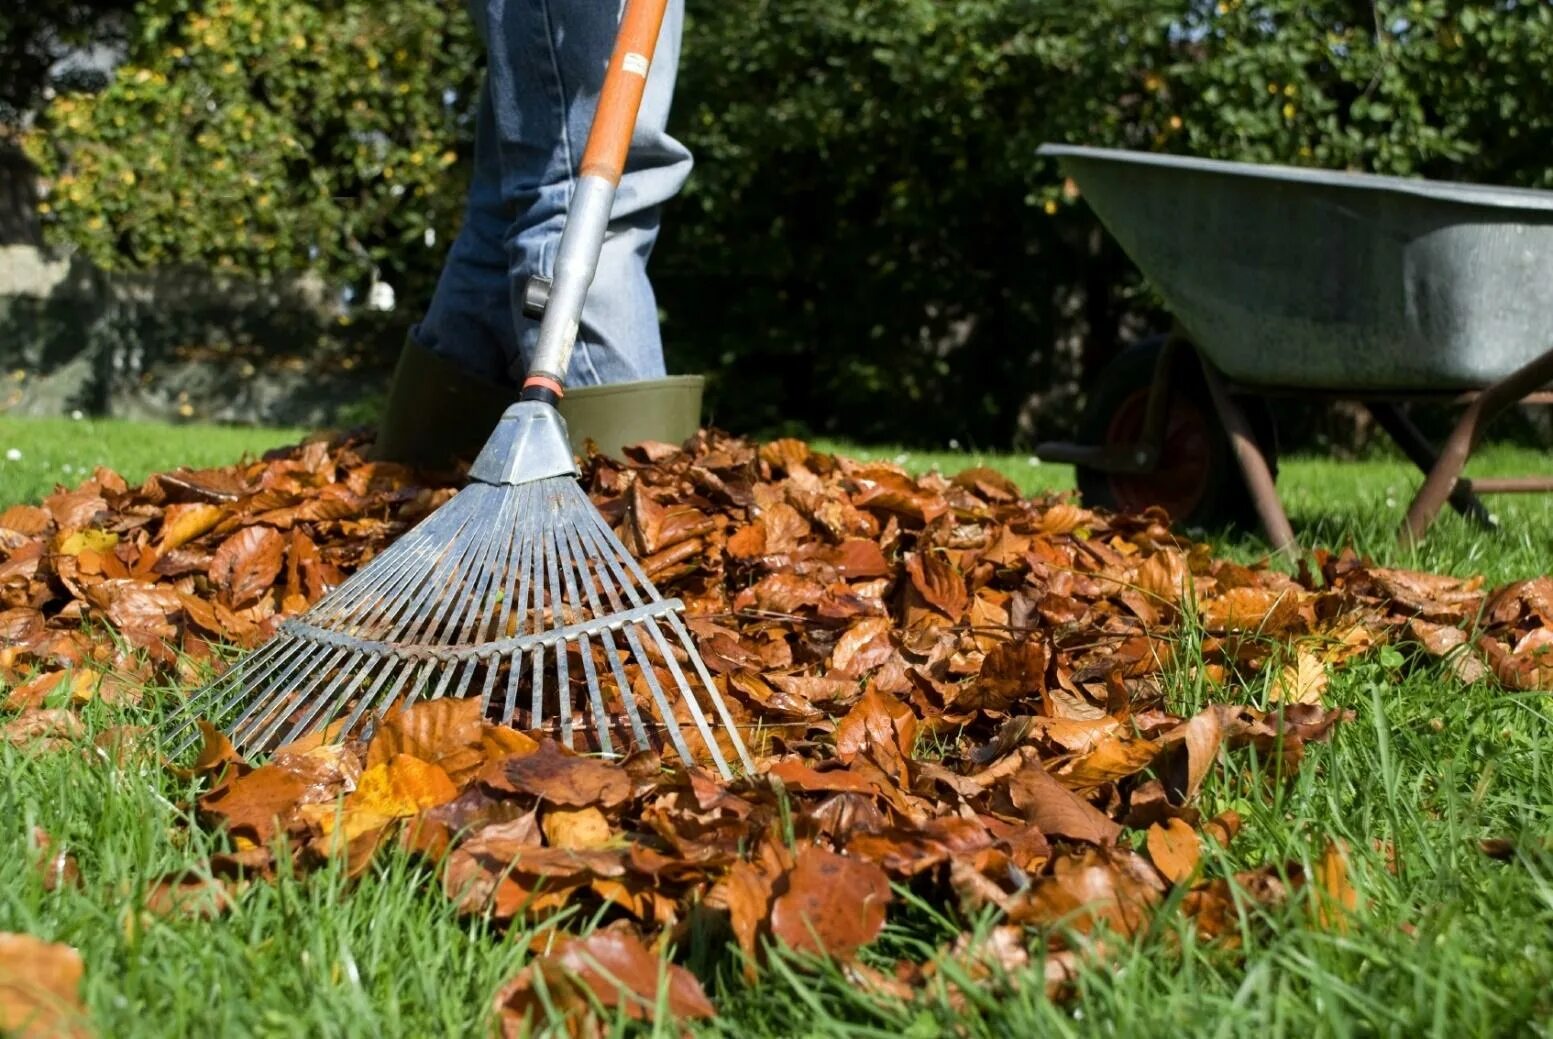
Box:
[1039,329,1553,552]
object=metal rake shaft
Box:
[172,469,754,777]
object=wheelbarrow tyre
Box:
[1075,337,1277,531]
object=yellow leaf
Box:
[55,529,118,556]
[542,807,613,850]
[345,754,458,821]
[1271,651,1328,705]
[295,753,460,837]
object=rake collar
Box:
[469,401,580,486]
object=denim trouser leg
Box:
[413,0,691,387]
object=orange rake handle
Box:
[579,0,671,186]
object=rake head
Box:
[172,402,754,778]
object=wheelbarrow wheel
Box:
[1075,337,1278,530]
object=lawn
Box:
[4,415,1553,1036]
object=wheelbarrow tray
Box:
[1040,145,1553,392]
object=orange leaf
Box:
[1146,818,1201,884]
[0,932,89,1039]
[157,503,223,551]
[487,739,632,809]
[1313,839,1359,932]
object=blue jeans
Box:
[413,0,690,387]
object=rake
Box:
[172,0,753,777]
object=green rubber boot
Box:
[371,336,517,468]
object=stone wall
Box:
[0,244,401,427]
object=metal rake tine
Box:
[529,644,546,731]
[331,649,423,747]
[554,514,624,755]
[621,621,697,768]
[237,514,475,751]
[225,641,351,750]
[640,614,732,777]
[667,612,755,773]
[564,509,654,750]
[565,483,743,775]
[466,482,528,710]
[426,486,519,706]
[526,490,555,730]
[541,519,574,746]
[501,516,539,722]
[398,499,500,679]
[231,499,479,752]
[550,498,614,753]
[167,638,291,754]
[579,502,662,604]
[184,629,314,732]
[236,644,355,751]
[321,497,476,634]
[480,483,533,713]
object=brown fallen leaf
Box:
[198,764,308,845]
[1006,755,1120,845]
[208,525,285,608]
[769,845,890,959]
[493,930,715,1036]
[0,932,90,1038]
[488,739,632,810]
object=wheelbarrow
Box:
[1035,144,1553,551]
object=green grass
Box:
[0,415,307,505]
[3,416,1553,1036]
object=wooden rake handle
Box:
[579,0,672,186]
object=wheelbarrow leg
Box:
[1364,402,1495,529]
[1402,344,1553,545]
[1197,357,1297,558]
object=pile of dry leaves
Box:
[3,430,1550,1033]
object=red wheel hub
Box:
[1103,387,1213,521]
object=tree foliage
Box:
[21,0,1553,444]
[23,0,479,294]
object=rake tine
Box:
[527,493,552,729]
[167,647,277,756]
[570,496,746,773]
[474,483,529,712]
[564,512,653,751]
[621,621,697,767]
[227,642,351,750]
[500,490,540,720]
[333,650,420,746]
[327,498,475,635]
[530,644,546,732]
[554,518,619,755]
[641,614,731,776]
[426,488,516,706]
[540,520,574,745]
[667,612,755,773]
[239,645,354,751]
[579,502,660,604]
